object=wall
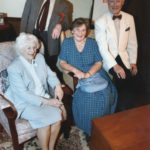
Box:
[0,0,26,18]
[93,0,108,20]
[69,0,92,19]
[0,0,93,35]
[0,0,92,19]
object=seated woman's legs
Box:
[37,121,61,150]
[49,121,61,150]
[37,126,50,150]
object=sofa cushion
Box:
[0,41,16,72]
[0,69,9,94]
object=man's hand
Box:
[113,64,126,79]
[130,64,138,76]
[52,24,62,39]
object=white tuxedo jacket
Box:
[95,11,138,71]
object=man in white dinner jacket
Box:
[95,0,138,110]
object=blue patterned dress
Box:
[59,37,117,135]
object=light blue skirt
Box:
[21,104,62,129]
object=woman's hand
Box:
[49,99,63,107]
[54,84,64,101]
[42,98,63,107]
[60,105,67,120]
[73,69,85,79]
[60,60,86,79]
[84,72,91,79]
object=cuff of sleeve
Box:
[103,61,117,72]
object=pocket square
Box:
[125,27,130,31]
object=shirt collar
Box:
[19,56,37,67]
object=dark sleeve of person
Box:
[20,0,32,32]
[60,0,73,30]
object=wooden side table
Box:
[90,105,150,150]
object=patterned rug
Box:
[0,126,89,150]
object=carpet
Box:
[0,126,89,150]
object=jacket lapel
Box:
[49,0,60,28]
[106,13,118,49]
[118,12,126,51]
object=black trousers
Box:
[109,55,132,91]
[109,55,134,111]
[33,29,64,83]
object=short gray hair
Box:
[15,32,40,55]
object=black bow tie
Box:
[112,14,122,20]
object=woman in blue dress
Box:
[59,18,117,136]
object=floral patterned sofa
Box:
[0,41,37,150]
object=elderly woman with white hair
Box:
[6,32,64,150]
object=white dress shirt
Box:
[35,0,56,31]
[114,19,120,45]
[20,56,50,98]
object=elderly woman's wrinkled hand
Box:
[73,69,85,79]
[42,98,63,107]
[60,104,67,121]
[50,99,63,107]
[84,72,91,79]
[54,84,64,101]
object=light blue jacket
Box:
[6,53,60,117]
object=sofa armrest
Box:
[0,94,17,110]
[62,84,73,96]
[68,72,78,90]
[0,94,17,119]
[0,94,18,139]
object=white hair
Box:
[15,32,40,55]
